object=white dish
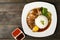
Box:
[21,2,57,37]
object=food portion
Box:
[32,26,39,32]
[26,7,52,32]
[35,15,48,29]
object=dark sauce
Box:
[16,33,24,40]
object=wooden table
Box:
[0,0,59,40]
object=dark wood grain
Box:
[0,0,59,40]
[0,0,25,3]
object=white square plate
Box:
[21,2,57,37]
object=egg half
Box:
[35,15,48,29]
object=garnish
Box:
[41,7,48,17]
[40,20,44,25]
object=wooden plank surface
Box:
[0,0,59,40]
[0,0,25,3]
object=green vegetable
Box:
[41,7,48,17]
[47,12,51,17]
[47,12,51,21]
[40,20,44,25]
[41,7,51,22]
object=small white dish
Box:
[21,2,57,37]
